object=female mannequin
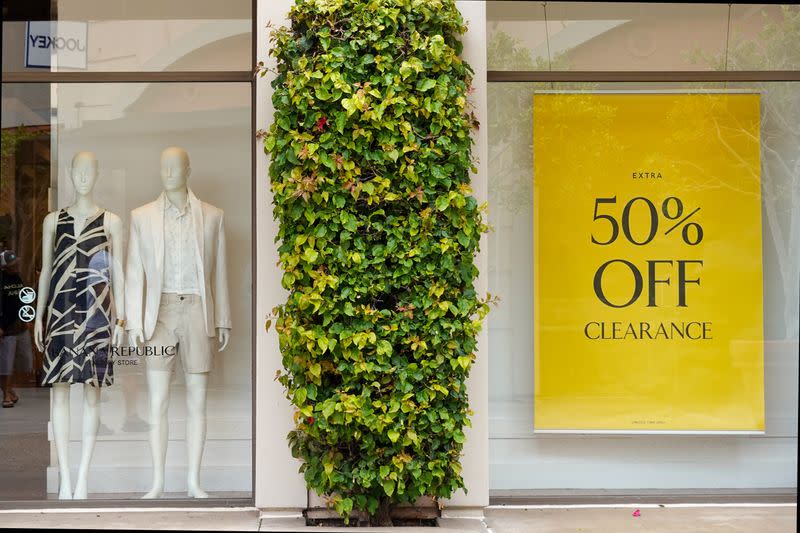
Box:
[33,151,125,499]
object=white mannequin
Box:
[33,151,125,499]
[127,147,230,499]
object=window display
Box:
[1,82,252,500]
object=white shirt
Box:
[162,196,200,295]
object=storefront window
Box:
[1,80,252,500]
[487,2,799,494]
[487,78,798,489]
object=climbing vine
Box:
[262,0,491,524]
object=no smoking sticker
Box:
[18,305,36,323]
[19,286,36,304]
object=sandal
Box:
[9,391,19,404]
[2,399,13,408]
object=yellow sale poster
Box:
[533,93,764,432]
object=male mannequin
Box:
[33,151,125,499]
[126,146,231,499]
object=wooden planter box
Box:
[306,491,440,526]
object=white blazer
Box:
[125,189,231,340]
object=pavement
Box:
[481,505,797,533]
[0,504,795,531]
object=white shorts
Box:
[145,294,213,374]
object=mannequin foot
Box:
[142,486,164,499]
[74,477,88,499]
[187,485,209,499]
[58,483,73,500]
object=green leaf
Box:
[381,479,396,497]
[294,387,307,405]
[416,78,436,92]
[387,429,400,443]
[302,247,319,263]
[315,85,332,101]
[376,340,392,356]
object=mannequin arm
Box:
[106,213,126,347]
[128,328,144,348]
[217,327,230,352]
[34,212,57,352]
[125,215,144,336]
[213,213,232,330]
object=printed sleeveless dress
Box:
[42,209,114,386]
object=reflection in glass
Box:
[1,82,253,499]
[2,0,252,72]
[488,1,728,71]
[1,83,52,499]
[487,81,799,489]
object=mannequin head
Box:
[70,152,99,197]
[160,147,191,192]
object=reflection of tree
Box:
[660,95,761,198]
[692,6,800,339]
[1,126,39,173]
[1,126,39,245]
[487,31,592,214]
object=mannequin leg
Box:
[121,372,147,431]
[51,383,72,499]
[185,372,209,498]
[142,370,171,499]
[73,384,101,499]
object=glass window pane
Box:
[1,81,252,499]
[1,83,51,499]
[2,0,252,72]
[488,2,730,71]
[488,81,799,489]
[727,5,800,70]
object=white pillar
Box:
[441,0,490,517]
[255,0,307,521]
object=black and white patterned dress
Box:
[42,209,114,386]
